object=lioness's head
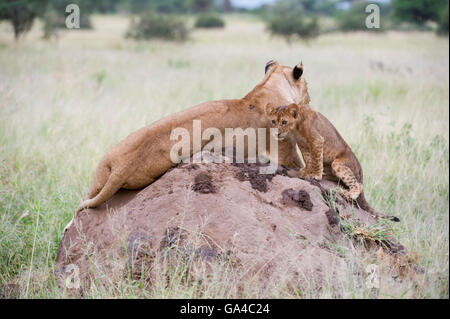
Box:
[265,103,298,140]
[256,60,310,106]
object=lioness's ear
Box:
[288,104,298,119]
[293,61,304,80]
[265,60,275,74]
[265,103,275,115]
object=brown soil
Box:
[55,151,411,294]
[281,188,314,211]
[192,172,216,194]
[324,208,339,226]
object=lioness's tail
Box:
[76,172,123,213]
[64,170,122,233]
[357,191,400,222]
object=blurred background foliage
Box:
[0,0,448,300]
[0,0,448,41]
[194,12,225,28]
[125,11,189,41]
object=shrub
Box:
[392,0,447,26]
[42,9,60,40]
[126,11,189,41]
[41,7,92,40]
[437,4,449,35]
[335,1,390,32]
[266,8,320,42]
[194,13,225,29]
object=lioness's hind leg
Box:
[276,137,304,169]
[331,160,362,201]
[76,172,124,212]
[87,163,111,199]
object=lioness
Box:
[265,103,400,222]
[70,61,310,224]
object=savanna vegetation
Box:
[0,0,448,298]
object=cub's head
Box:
[265,103,299,140]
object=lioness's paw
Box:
[287,169,300,178]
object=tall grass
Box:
[0,15,448,298]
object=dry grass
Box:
[0,14,448,298]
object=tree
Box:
[269,0,338,16]
[222,0,232,12]
[0,0,46,40]
[392,0,448,25]
[437,3,449,35]
[190,0,213,13]
[127,0,190,14]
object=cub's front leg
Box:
[297,146,313,179]
[299,135,324,180]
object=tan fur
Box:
[265,103,399,222]
[75,61,310,215]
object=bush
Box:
[437,4,449,35]
[392,0,447,26]
[335,1,391,32]
[41,7,92,40]
[42,9,60,40]
[126,11,189,41]
[194,13,225,29]
[266,8,320,42]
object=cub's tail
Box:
[357,191,400,222]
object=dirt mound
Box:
[55,151,408,294]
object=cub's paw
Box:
[298,168,308,179]
[298,169,313,180]
[336,188,354,203]
[299,169,323,181]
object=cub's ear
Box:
[288,104,298,119]
[293,61,304,80]
[265,103,275,115]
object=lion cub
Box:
[265,103,399,222]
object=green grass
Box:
[0,14,448,298]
